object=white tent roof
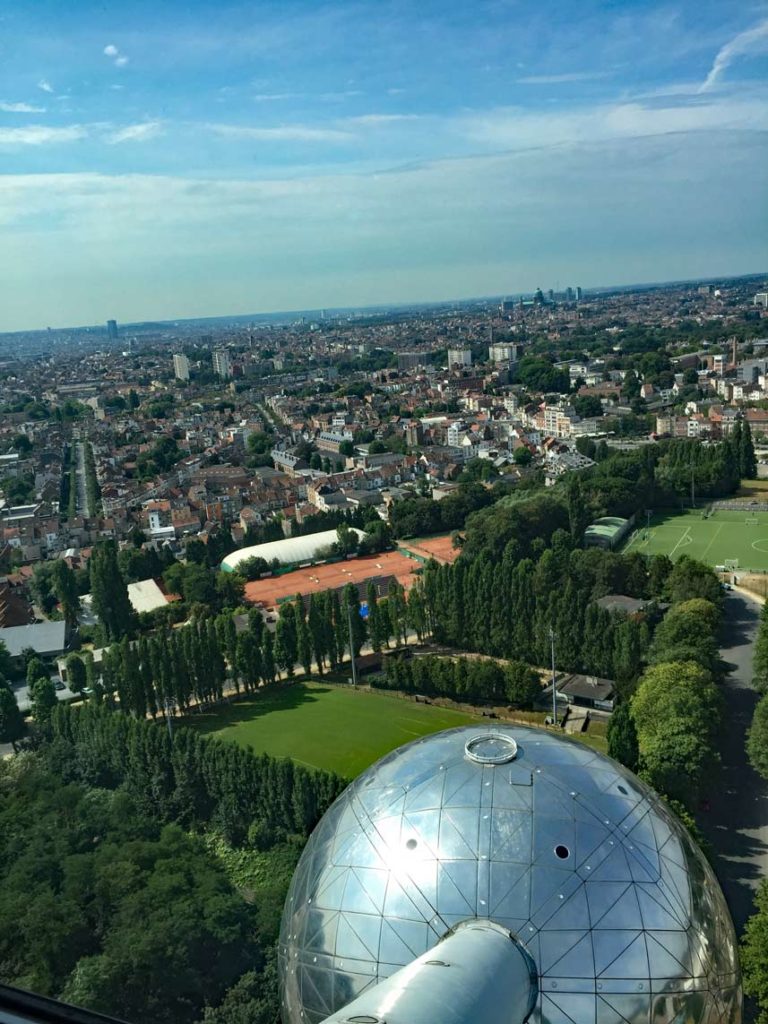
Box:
[80,578,171,624]
[221,528,365,573]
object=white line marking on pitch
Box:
[669,526,692,558]
[700,523,723,561]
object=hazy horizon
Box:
[2,266,767,336]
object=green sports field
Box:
[622,508,768,571]
[188,683,481,777]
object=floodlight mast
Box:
[317,919,538,1024]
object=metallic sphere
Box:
[279,725,740,1024]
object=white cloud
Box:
[106,122,162,144]
[37,79,54,94]
[348,113,421,125]
[103,43,129,68]
[700,17,768,92]
[253,93,300,102]
[0,125,765,332]
[0,125,87,145]
[207,123,353,142]
[516,71,612,85]
[459,94,768,150]
[0,101,46,113]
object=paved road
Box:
[700,591,768,934]
[11,677,75,713]
[75,441,89,517]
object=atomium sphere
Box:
[279,725,740,1024]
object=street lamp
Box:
[163,697,177,740]
[549,626,557,726]
[346,599,358,688]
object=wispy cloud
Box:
[207,123,353,142]
[317,90,363,101]
[253,92,300,102]
[107,122,163,144]
[0,101,46,113]
[460,93,768,151]
[516,71,612,85]
[0,125,87,145]
[37,79,54,94]
[348,113,421,125]
[700,17,768,92]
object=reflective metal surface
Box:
[279,725,741,1024]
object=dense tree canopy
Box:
[741,878,768,1024]
[0,757,262,1024]
[630,661,721,807]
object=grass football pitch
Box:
[187,682,481,777]
[623,508,768,571]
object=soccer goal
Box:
[746,515,759,526]
[724,559,739,572]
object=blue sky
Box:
[0,0,767,330]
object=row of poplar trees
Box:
[419,533,668,688]
[82,575,424,718]
[49,702,345,844]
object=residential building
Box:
[173,353,190,381]
[213,349,232,379]
[397,352,424,371]
[488,342,519,364]
[447,347,472,369]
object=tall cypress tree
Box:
[295,596,312,676]
[90,540,134,641]
[262,630,276,686]
[274,603,298,678]
[366,581,383,653]
[741,417,757,479]
[343,583,367,656]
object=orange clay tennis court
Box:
[399,534,459,564]
[244,550,420,610]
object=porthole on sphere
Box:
[555,844,570,860]
[618,784,628,795]
[405,838,418,850]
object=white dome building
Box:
[220,528,365,573]
[279,725,740,1024]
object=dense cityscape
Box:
[3,0,768,1018]
[1,272,768,1021]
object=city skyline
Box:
[1,0,767,331]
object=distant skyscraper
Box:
[213,349,233,379]
[547,289,554,302]
[489,342,519,365]
[397,351,423,371]
[447,347,472,369]
[106,319,118,341]
[576,286,583,301]
[565,287,574,302]
[173,353,190,381]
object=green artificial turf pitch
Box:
[622,508,768,571]
[188,682,481,777]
